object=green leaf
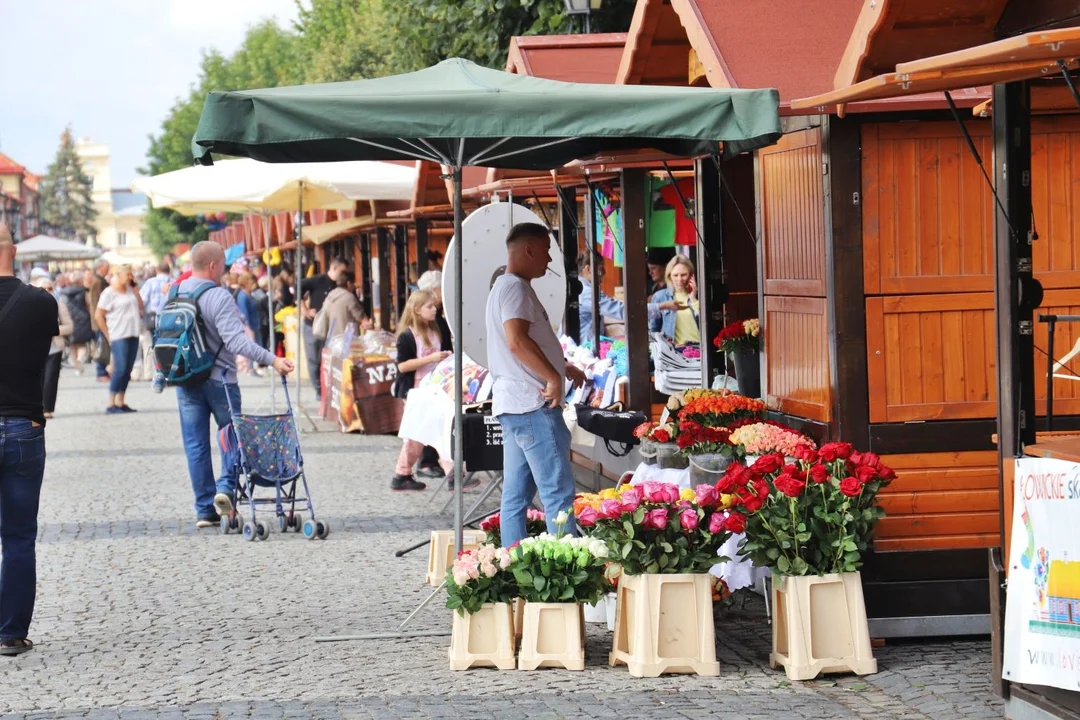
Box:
[533,576,546,591]
[623,520,635,539]
[847,683,869,692]
[777,556,791,573]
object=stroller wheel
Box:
[293,513,303,533]
[242,522,257,542]
[316,520,330,540]
[302,520,318,540]
[255,522,269,541]
[278,515,289,533]
[231,514,241,530]
[220,516,231,535]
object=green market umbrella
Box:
[191,57,782,553]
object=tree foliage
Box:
[143,0,638,255]
[39,126,98,243]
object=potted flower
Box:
[677,393,765,430]
[676,418,741,484]
[633,421,659,465]
[510,529,610,671]
[577,482,734,677]
[720,444,897,680]
[445,543,517,670]
[479,509,546,547]
[640,421,683,469]
[729,421,815,465]
[713,318,761,398]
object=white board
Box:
[443,201,566,369]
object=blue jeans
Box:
[177,380,241,519]
[497,406,577,549]
[0,417,45,640]
[109,337,139,395]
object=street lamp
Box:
[563,0,602,34]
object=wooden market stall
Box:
[791,4,1080,717]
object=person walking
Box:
[0,223,59,656]
[484,223,585,549]
[300,257,348,400]
[87,260,110,382]
[33,278,73,419]
[137,262,171,381]
[317,274,369,341]
[390,290,452,491]
[174,242,293,529]
[94,266,144,414]
[61,273,94,374]
[251,275,271,354]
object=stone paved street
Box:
[1,372,1005,719]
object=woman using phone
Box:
[649,255,700,345]
[390,290,452,491]
[94,265,144,414]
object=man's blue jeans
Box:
[497,406,577,549]
[177,380,241,519]
[0,417,45,641]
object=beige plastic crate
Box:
[448,602,516,671]
[517,602,586,671]
[425,529,486,586]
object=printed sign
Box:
[1003,457,1080,692]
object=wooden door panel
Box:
[759,128,826,297]
[867,289,1080,422]
[763,295,830,421]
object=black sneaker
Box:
[415,465,443,478]
[447,474,483,492]
[195,512,221,529]
[391,475,427,491]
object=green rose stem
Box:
[759,512,792,569]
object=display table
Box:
[627,462,767,593]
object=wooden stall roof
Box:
[792,26,1080,113]
[505,33,626,83]
[615,0,988,115]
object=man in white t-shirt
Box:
[485,222,586,549]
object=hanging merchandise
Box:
[262,247,282,267]
[646,176,676,249]
[593,186,623,268]
[660,178,696,246]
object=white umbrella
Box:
[133,158,417,422]
[15,235,100,262]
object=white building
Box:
[75,138,152,263]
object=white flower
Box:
[452,569,470,586]
[555,510,569,526]
[480,561,497,578]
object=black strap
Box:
[0,283,28,329]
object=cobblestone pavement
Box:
[1,372,1004,719]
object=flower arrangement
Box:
[480,509,546,547]
[675,420,740,458]
[445,543,516,615]
[730,422,816,458]
[666,387,732,413]
[575,482,736,575]
[632,420,677,444]
[509,533,610,605]
[723,443,897,576]
[678,394,765,429]
[713,318,761,354]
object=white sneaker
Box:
[213,493,234,517]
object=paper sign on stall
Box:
[1003,457,1080,692]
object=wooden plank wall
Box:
[757,127,831,423]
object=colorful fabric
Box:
[231,413,302,481]
[593,187,623,268]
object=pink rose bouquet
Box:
[729,422,816,458]
[445,543,516,615]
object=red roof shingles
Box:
[507,33,627,84]
[689,0,864,103]
[0,152,27,176]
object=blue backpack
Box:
[152,284,222,386]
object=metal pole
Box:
[453,165,465,553]
[584,186,601,354]
[1047,319,1056,433]
[295,182,304,422]
[262,210,276,412]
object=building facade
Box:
[0,152,41,243]
[75,137,152,263]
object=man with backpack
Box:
[157,242,294,528]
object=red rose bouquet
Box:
[722,443,897,576]
[713,318,761,354]
[480,509,547,547]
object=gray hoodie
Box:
[177,278,276,383]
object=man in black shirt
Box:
[0,223,58,656]
[300,256,349,399]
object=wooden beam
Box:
[376,227,393,331]
[688,46,707,86]
[621,168,650,413]
[394,224,408,320]
[824,115,870,447]
[415,218,429,275]
[695,157,723,385]
[359,233,373,319]
[558,189,581,344]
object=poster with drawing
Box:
[1003,457,1080,691]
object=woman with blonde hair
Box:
[649,254,700,345]
[389,290,451,491]
[94,265,144,413]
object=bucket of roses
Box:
[676,419,742,485]
[719,444,897,681]
[445,544,517,670]
[575,482,735,677]
[510,533,610,671]
[633,421,681,468]
[728,421,816,466]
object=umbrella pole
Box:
[263,210,276,413]
[453,165,464,553]
[294,182,317,432]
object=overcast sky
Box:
[0,0,300,187]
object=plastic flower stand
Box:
[425,529,485,586]
[609,573,720,677]
[448,602,517,671]
[513,597,525,640]
[517,602,586,671]
[770,571,878,681]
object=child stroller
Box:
[220,375,329,542]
